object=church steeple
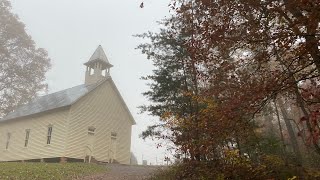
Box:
[84,45,113,85]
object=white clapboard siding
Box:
[65,79,132,164]
[0,109,69,161]
[0,79,133,164]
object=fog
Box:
[11,0,171,165]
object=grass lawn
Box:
[0,162,107,180]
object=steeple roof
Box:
[84,45,113,68]
[89,45,109,62]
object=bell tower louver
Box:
[84,45,113,85]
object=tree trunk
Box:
[263,106,275,136]
[277,98,303,166]
[273,100,288,165]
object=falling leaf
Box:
[140,2,144,8]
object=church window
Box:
[24,129,30,147]
[47,125,53,144]
[88,126,96,135]
[5,132,11,150]
[111,132,117,139]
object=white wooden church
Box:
[0,46,135,164]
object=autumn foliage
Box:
[138,0,320,179]
[0,0,51,117]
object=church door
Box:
[85,127,95,163]
[109,132,117,163]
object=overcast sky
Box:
[10,0,171,165]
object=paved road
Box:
[80,164,160,180]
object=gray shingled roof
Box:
[0,83,99,122]
[89,45,110,63]
[84,45,113,69]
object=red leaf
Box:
[297,131,302,137]
[300,116,308,122]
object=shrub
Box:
[150,152,320,180]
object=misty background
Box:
[10,0,171,165]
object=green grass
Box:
[0,162,107,180]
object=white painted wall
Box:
[0,79,133,164]
[0,109,69,161]
[65,79,133,164]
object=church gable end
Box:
[64,46,134,164]
[65,79,133,164]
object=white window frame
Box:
[24,129,30,147]
[47,125,53,144]
[88,126,96,135]
[111,132,117,139]
[5,132,11,150]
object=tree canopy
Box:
[139,0,320,179]
[0,0,51,117]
